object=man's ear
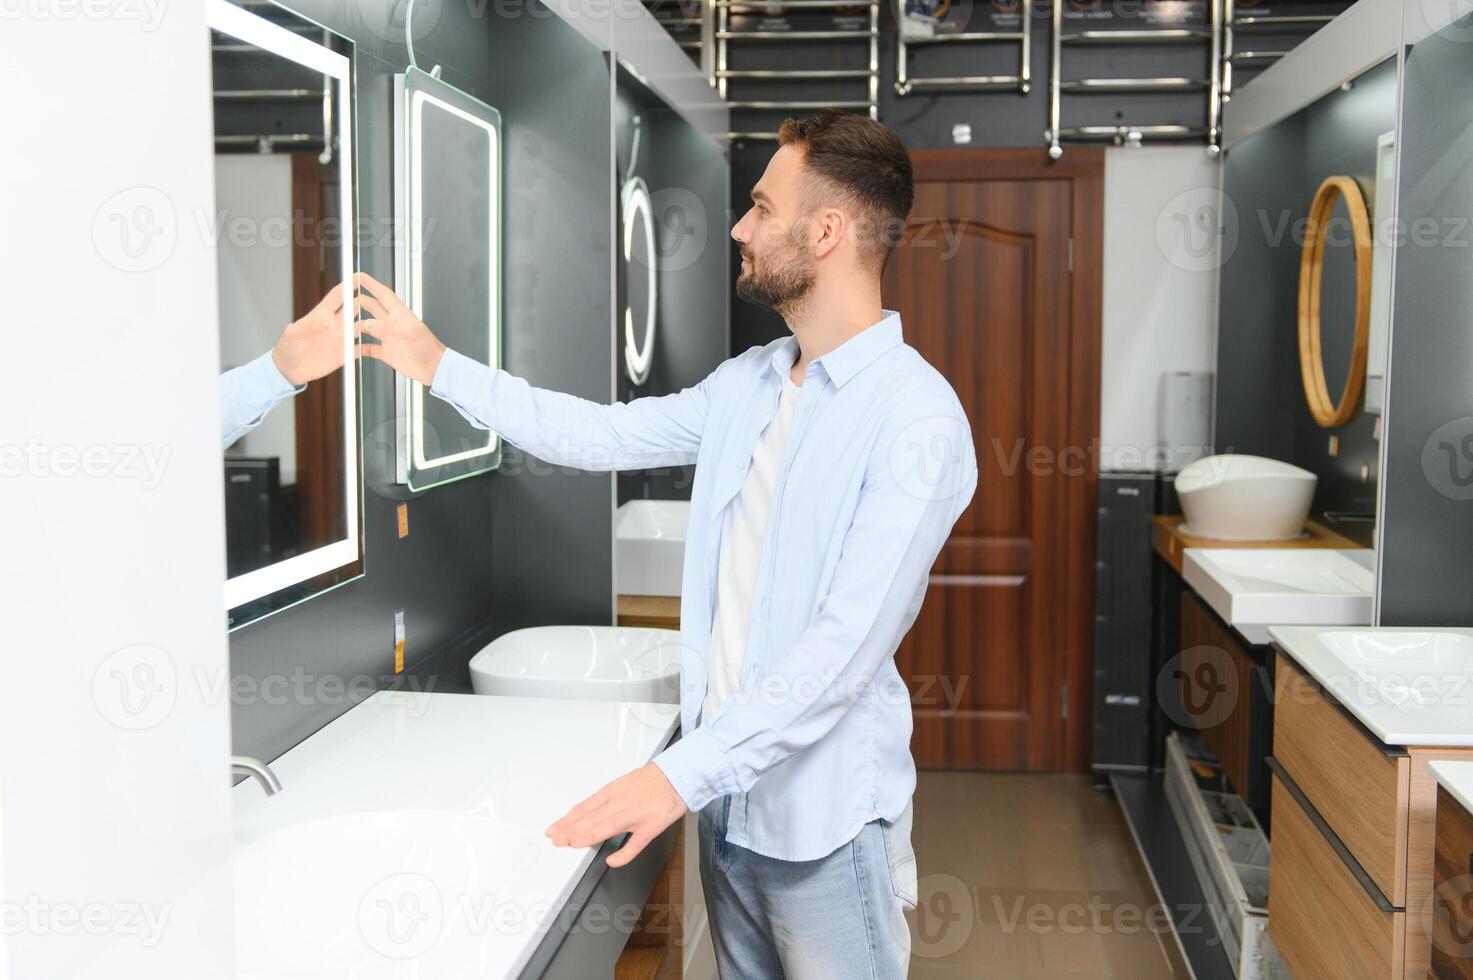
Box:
[811,207,849,260]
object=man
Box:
[356,109,977,979]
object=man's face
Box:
[730,144,816,313]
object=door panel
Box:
[886,174,1079,771]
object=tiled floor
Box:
[905,771,1187,979]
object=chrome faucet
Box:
[231,755,282,796]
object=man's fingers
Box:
[358,342,383,360]
[606,828,654,869]
[354,294,391,322]
[551,805,630,848]
[354,271,404,312]
[547,797,611,842]
[312,281,349,316]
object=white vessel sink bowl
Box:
[1176,454,1317,541]
[616,499,690,597]
[1182,548,1374,645]
[469,625,681,704]
[1268,627,1473,746]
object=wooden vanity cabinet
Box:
[1178,590,1274,813]
[1268,653,1473,980]
[1431,786,1473,979]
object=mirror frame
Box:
[210,0,363,623]
[393,67,503,490]
[1297,175,1372,428]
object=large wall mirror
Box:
[211,0,362,628]
[393,68,502,490]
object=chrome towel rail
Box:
[894,0,1032,97]
[713,0,881,142]
[1046,0,1222,158]
[1220,1,1337,104]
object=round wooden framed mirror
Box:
[1297,175,1372,428]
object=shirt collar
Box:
[766,310,904,389]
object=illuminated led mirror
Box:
[210,0,363,629]
[393,67,502,489]
[621,117,657,386]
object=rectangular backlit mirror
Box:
[393,67,502,490]
[211,0,362,628]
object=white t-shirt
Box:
[702,372,802,723]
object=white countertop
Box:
[1430,761,1473,816]
[1268,626,1473,747]
[232,690,680,979]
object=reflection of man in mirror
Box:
[357,110,976,980]
[220,283,351,449]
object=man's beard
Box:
[735,230,815,314]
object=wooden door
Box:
[291,153,346,550]
[884,150,1102,772]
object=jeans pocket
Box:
[879,802,919,911]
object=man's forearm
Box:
[429,347,712,472]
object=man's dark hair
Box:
[776,108,915,271]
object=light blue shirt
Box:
[431,311,977,860]
[220,351,304,450]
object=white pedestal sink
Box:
[469,625,681,704]
[615,499,690,597]
[1176,454,1317,540]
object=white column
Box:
[0,5,234,978]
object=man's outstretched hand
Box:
[354,271,447,387]
[271,281,351,386]
[545,763,688,869]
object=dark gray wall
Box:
[229,0,619,758]
[1213,56,1396,525]
[1379,27,1473,624]
[613,65,732,504]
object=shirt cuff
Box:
[429,347,479,400]
[260,350,306,398]
[651,727,740,813]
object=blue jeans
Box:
[698,795,917,979]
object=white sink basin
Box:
[1268,627,1473,746]
[1176,454,1317,540]
[1182,548,1374,644]
[235,810,543,977]
[231,692,681,978]
[616,499,689,597]
[469,625,681,704]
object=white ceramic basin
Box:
[616,499,690,597]
[231,692,681,978]
[235,810,543,977]
[1267,627,1473,746]
[1182,548,1374,644]
[1176,454,1317,541]
[469,625,681,704]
